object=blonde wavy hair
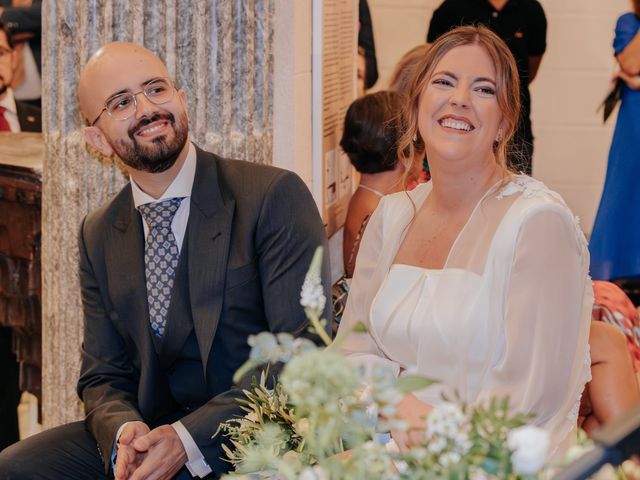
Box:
[389,44,431,94]
[397,25,521,179]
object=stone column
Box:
[41,0,274,427]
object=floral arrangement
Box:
[216,247,630,480]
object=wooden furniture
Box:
[0,133,43,404]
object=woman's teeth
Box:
[440,118,473,131]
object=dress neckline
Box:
[390,263,442,273]
[392,176,506,270]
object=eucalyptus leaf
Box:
[396,375,437,394]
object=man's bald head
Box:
[78,42,171,124]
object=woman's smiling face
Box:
[417,43,504,165]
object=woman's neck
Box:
[359,169,404,195]
[489,0,509,11]
[428,156,503,212]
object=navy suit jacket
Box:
[16,100,41,132]
[77,146,331,475]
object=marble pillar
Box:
[41,0,274,427]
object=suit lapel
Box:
[188,148,235,375]
[15,101,41,132]
[105,191,152,350]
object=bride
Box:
[335,25,592,454]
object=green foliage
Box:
[217,248,553,480]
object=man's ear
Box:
[83,126,114,156]
[177,89,189,117]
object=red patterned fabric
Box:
[0,106,11,132]
[592,280,640,370]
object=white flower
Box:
[439,451,461,466]
[365,401,379,422]
[300,277,326,311]
[300,247,326,314]
[298,466,329,480]
[507,425,550,475]
[426,402,466,438]
[248,332,282,362]
[427,436,447,454]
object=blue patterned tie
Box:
[137,198,184,337]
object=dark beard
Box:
[112,111,189,173]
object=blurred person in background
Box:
[0,18,40,452]
[0,0,41,108]
[358,0,378,93]
[426,0,547,175]
[389,44,432,182]
[389,44,430,94]
[337,26,591,453]
[340,91,423,279]
[589,2,640,282]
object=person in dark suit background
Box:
[0,20,40,132]
[0,19,40,454]
[0,41,330,479]
[0,1,41,108]
[426,0,547,175]
[359,0,378,91]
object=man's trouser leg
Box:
[0,421,108,479]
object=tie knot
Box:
[137,197,184,228]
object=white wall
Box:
[368,0,631,234]
[273,0,313,192]
[368,0,439,88]
[272,0,352,281]
[531,0,628,234]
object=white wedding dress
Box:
[336,175,593,452]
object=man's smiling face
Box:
[79,42,190,174]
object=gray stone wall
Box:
[41,0,274,426]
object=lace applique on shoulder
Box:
[496,175,548,200]
[497,175,590,256]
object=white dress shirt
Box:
[115,141,213,478]
[0,89,22,132]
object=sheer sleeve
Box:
[485,207,592,445]
[334,198,402,377]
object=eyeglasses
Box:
[89,78,176,126]
[0,47,12,58]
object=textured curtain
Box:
[41,0,273,426]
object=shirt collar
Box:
[131,140,197,208]
[483,0,519,11]
[0,89,17,115]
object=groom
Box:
[0,42,331,479]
